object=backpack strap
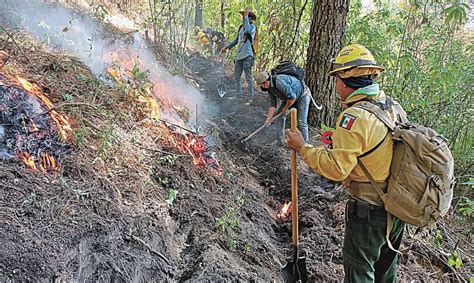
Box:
[393,101,409,124]
[354,99,404,255]
[271,75,277,89]
[239,23,256,55]
[354,101,396,131]
[356,161,386,201]
[354,100,395,195]
[357,160,402,255]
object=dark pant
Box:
[343,199,405,283]
[234,56,254,98]
[278,88,311,141]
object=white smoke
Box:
[0,0,207,127]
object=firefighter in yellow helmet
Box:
[194,27,211,47]
[287,44,408,282]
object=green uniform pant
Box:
[343,198,405,283]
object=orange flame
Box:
[30,121,39,132]
[104,50,221,174]
[277,201,292,219]
[160,123,207,166]
[142,96,161,121]
[16,76,73,142]
[17,152,37,171]
[16,151,60,173]
[39,152,60,173]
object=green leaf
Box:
[448,251,462,270]
[63,93,74,101]
[166,189,178,205]
[448,256,455,266]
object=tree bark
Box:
[195,0,203,28]
[305,0,349,127]
[220,0,225,30]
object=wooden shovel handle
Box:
[290,108,299,246]
[241,112,284,143]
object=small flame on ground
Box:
[16,151,60,173]
[17,152,37,171]
[277,201,292,220]
[30,121,39,132]
[39,152,60,172]
[2,73,72,173]
[160,123,206,166]
[16,76,73,142]
[159,123,222,174]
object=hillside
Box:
[0,2,471,282]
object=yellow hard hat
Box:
[328,44,384,76]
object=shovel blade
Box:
[282,257,308,283]
[217,84,226,97]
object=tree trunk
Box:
[305,0,348,128]
[220,0,225,30]
[195,0,203,28]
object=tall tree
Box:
[220,0,225,30]
[305,0,349,127]
[195,0,203,28]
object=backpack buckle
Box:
[430,175,444,190]
[393,127,403,140]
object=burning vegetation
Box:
[277,201,292,220]
[105,49,221,174]
[1,34,220,175]
[0,72,73,172]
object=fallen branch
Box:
[0,25,29,62]
[416,240,464,282]
[158,118,197,135]
[126,233,171,265]
[55,102,99,110]
[196,265,210,280]
[83,118,102,132]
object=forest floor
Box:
[0,3,472,282]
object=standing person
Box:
[206,28,226,56]
[220,8,257,105]
[255,70,311,143]
[286,44,408,282]
[194,27,211,53]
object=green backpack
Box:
[356,100,455,227]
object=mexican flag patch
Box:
[339,113,356,130]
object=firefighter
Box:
[194,27,211,48]
[255,69,311,143]
[220,8,257,104]
[286,44,408,282]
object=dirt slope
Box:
[1,27,468,283]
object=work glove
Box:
[220,48,228,57]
